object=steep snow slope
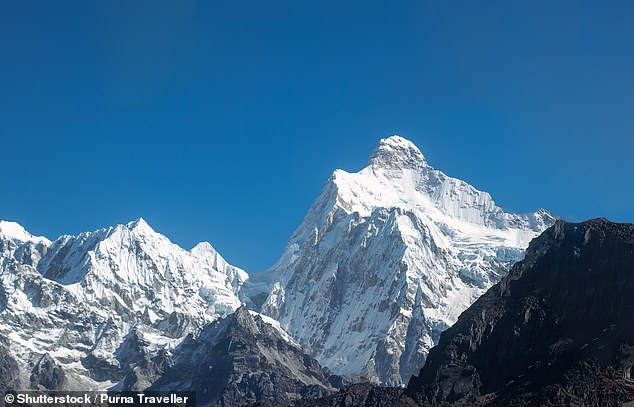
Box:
[0,219,247,390]
[0,221,50,268]
[257,135,554,386]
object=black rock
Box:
[294,382,417,407]
[30,353,66,390]
[0,335,20,392]
[149,306,346,407]
[407,219,634,406]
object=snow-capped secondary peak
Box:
[191,241,215,255]
[0,220,50,246]
[37,219,247,300]
[367,135,427,172]
[191,241,249,289]
[0,218,249,391]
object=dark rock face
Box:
[0,335,20,392]
[149,306,345,407]
[30,353,66,390]
[407,219,634,406]
[293,383,416,407]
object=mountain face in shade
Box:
[0,334,20,392]
[149,306,348,407]
[0,219,248,390]
[407,219,634,406]
[252,136,553,386]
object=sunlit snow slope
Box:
[257,136,554,386]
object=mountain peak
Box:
[366,135,427,170]
[191,241,215,254]
[0,220,50,245]
[125,217,155,234]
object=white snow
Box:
[0,218,249,390]
[257,135,554,386]
[0,220,50,245]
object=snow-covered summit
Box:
[126,217,155,234]
[258,135,554,386]
[334,136,549,233]
[37,219,246,313]
[0,220,50,246]
[367,135,428,171]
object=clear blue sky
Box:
[1,1,632,271]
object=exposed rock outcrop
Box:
[150,306,349,407]
[407,219,634,406]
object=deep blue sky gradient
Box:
[1,1,633,270]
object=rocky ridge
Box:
[407,218,634,406]
[150,306,348,406]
